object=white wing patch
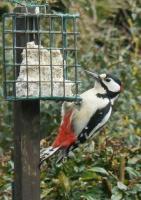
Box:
[40,146,60,164]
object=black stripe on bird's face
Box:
[98,74,121,99]
[96,91,120,99]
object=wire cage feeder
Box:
[2,4,81,101]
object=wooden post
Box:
[13,7,40,200]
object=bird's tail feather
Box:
[56,149,68,164]
[40,146,60,167]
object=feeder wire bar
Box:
[62,16,66,97]
[74,17,79,99]
[37,15,41,97]
[2,15,7,98]
[49,16,53,97]
[25,15,29,98]
[13,14,16,99]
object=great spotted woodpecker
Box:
[40,71,122,165]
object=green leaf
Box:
[41,188,54,199]
[58,172,71,193]
[128,155,141,165]
[111,187,123,200]
[88,167,109,176]
[126,167,140,178]
[81,194,95,200]
[81,171,100,181]
[117,181,128,191]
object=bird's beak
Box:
[85,70,100,82]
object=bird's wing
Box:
[77,102,112,143]
[40,146,60,166]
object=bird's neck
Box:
[94,82,106,94]
[94,83,119,105]
[110,95,119,105]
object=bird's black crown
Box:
[106,74,121,86]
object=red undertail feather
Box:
[52,110,77,148]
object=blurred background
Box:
[0,0,141,199]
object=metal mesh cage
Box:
[2,6,81,101]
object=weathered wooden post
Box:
[13,7,40,200]
[2,3,80,199]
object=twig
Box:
[119,155,126,183]
[102,177,112,197]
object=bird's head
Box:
[85,70,123,99]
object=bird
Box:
[40,70,122,166]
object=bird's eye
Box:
[105,78,111,82]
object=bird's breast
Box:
[73,93,110,135]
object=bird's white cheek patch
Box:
[107,82,120,92]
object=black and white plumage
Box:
[40,71,122,165]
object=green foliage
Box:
[0,0,141,199]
